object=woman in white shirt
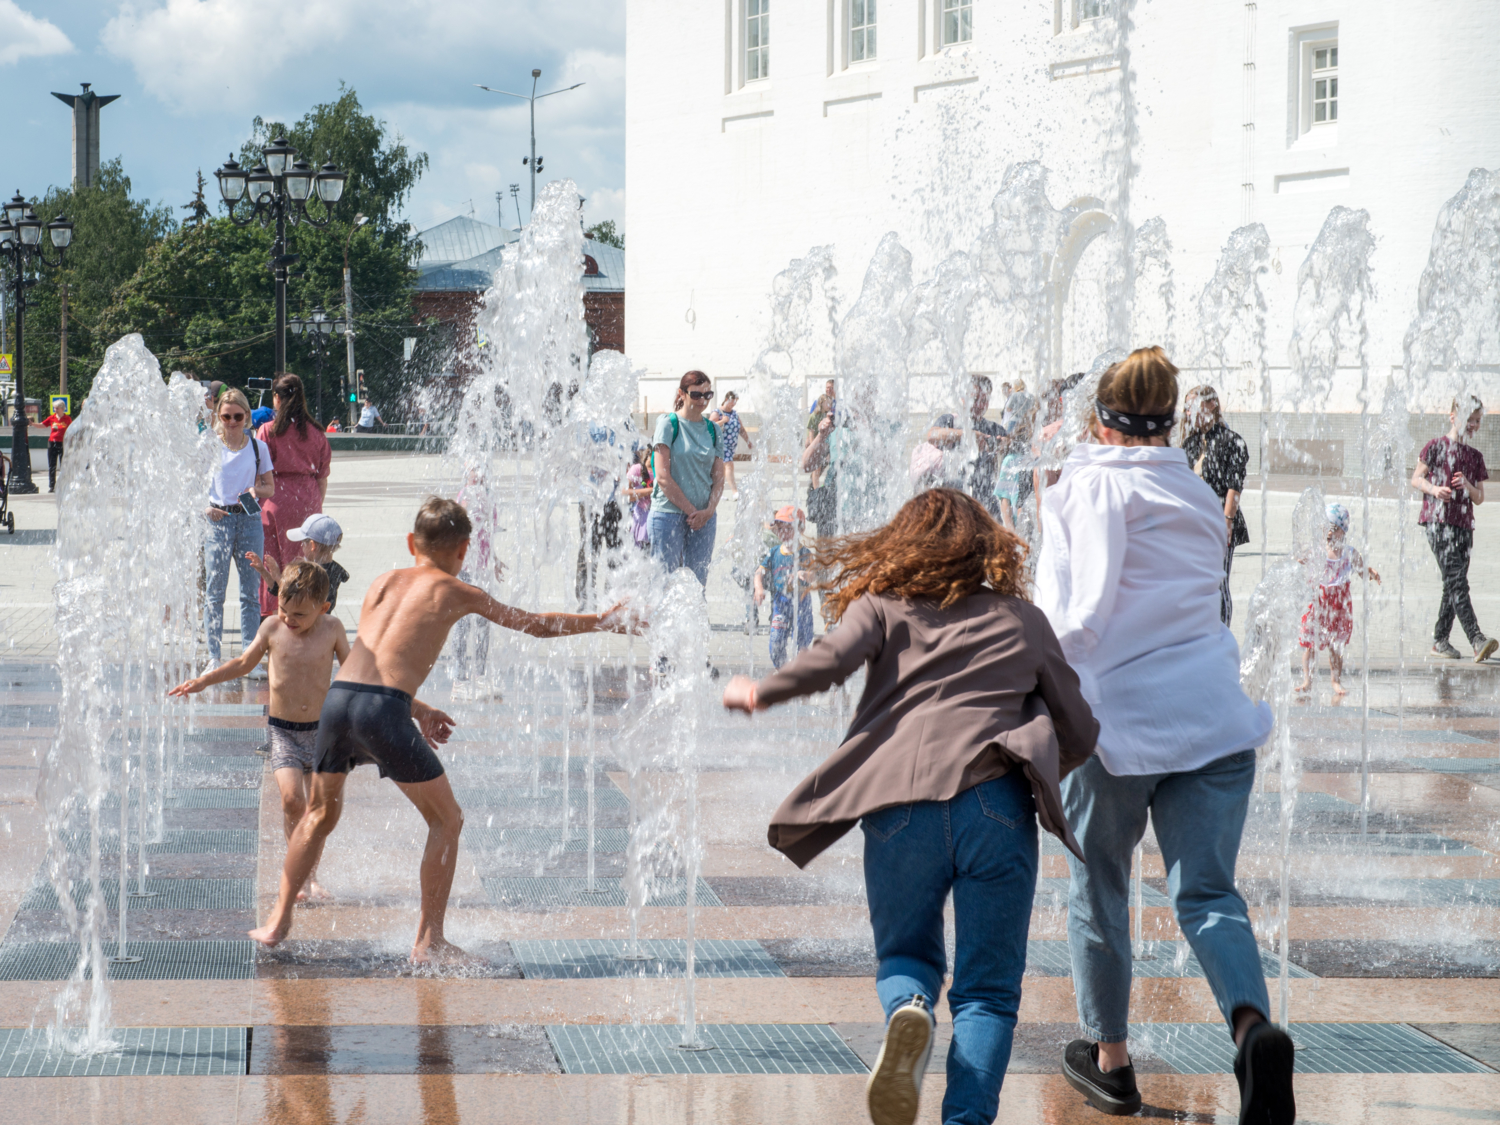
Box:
[204,387,275,666]
[1036,347,1293,1124]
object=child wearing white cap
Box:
[248,513,351,612]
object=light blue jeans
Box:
[1063,749,1270,1044]
[863,771,1038,1125]
[648,510,716,586]
[204,509,264,664]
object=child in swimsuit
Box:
[248,496,638,965]
[170,559,351,902]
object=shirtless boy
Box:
[170,560,350,901]
[249,497,634,964]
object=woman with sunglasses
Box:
[648,370,725,586]
[204,387,276,667]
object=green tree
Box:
[19,160,175,403]
[585,219,623,249]
[95,87,427,419]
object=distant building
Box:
[412,215,624,378]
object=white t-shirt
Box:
[359,405,381,428]
[209,437,265,507]
[1035,443,1272,775]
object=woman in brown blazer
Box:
[723,488,1098,1125]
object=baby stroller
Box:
[0,450,14,533]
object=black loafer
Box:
[1062,1039,1142,1116]
[1234,1021,1296,1125]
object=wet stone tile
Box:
[760,937,877,977]
[1412,1024,1500,1069]
[247,1023,559,1074]
[705,876,869,908]
[254,939,521,980]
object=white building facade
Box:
[625,1,1500,417]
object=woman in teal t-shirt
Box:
[650,370,725,585]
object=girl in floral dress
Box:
[1296,503,1381,696]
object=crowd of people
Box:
[128,350,1495,1125]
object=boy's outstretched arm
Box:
[169,625,272,697]
[466,586,642,637]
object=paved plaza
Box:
[0,452,1497,1122]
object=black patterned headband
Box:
[1096,400,1174,437]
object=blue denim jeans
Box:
[862,770,1038,1125]
[648,510,716,586]
[768,591,814,668]
[1062,749,1269,1044]
[204,510,264,664]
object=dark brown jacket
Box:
[757,591,1099,867]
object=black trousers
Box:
[575,500,623,608]
[47,440,63,491]
[1220,540,1237,627]
[1428,523,1481,645]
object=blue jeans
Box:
[862,771,1038,1125]
[204,510,264,664]
[648,510,716,586]
[768,591,814,668]
[1062,749,1269,1044]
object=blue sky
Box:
[0,0,625,236]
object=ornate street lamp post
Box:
[287,306,346,424]
[1,192,74,494]
[214,140,347,372]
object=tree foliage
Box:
[18,161,175,403]
[585,219,623,249]
[19,87,427,422]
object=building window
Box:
[941,0,972,46]
[1311,44,1338,124]
[850,0,876,63]
[1077,0,1106,20]
[746,0,770,82]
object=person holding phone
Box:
[204,387,276,667]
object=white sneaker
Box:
[867,994,934,1125]
[246,664,268,680]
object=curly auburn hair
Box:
[812,488,1028,621]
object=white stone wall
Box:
[626,0,1500,416]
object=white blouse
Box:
[209,437,266,507]
[1035,443,1272,776]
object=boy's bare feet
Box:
[296,880,336,903]
[1331,681,1348,698]
[248,920,291,948]
[410,937,486,967]
[1294,677,1312,693]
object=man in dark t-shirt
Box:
[1412,396,1496,662]
[926,376,1006,516]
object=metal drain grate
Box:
[1250,791,1360,817]
[547,1023,867,1075]
[464,826,630,853]
[62,829,257,855]
[511,939,783,979]
[101,789,260,809]
[0,941,256,981]
[1021,941,1315,979]
[1136,1022,1493,1075]
[157,704,265,716]
[481,877,722,909]
[20,878,255,913]
[449,786,629,810]
[1405,757,1500,774]
[1377,878,1500,907]
[1033,877,1170,909]
[179,727,268,743]
[0,1026,247,1077]
[178,756,263,771]
[1307,729,1490,745]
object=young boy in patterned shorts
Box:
[170,559,350,901]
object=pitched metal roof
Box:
[414,215,518,272]
[414,237,624,294]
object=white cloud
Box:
[0,2,72,66]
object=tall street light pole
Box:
[474,69,584,220]
[213,140,348,371]
[343,213,368,428]
[0,195,74,495]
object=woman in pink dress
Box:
[256,373,331,616]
